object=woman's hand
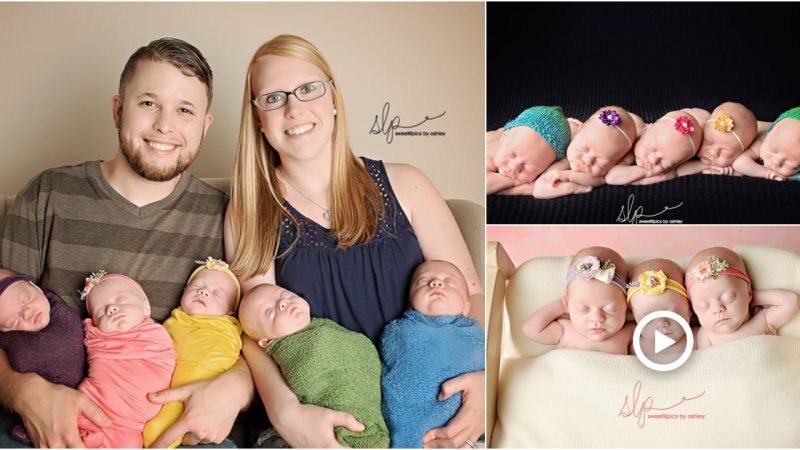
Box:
[272,401,365,448]
[422,371,485,449]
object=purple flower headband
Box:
[565,256,627,294]
[598,109,633,148]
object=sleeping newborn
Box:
[238,284,389,448]
[733,106,800,180]
[686,247,799,348]
[530,106,642,199]
[380,260,484,448]
[606,109,704,185]
[677,102,758,177]
[522,246,634,355]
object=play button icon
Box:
[654,330,676,354]
[633,311,693,372]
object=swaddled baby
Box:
[380,260,484,448]
[143,258,242,448]
[77,271,176,448]
[0,269,86,445]
[238,284,389,448]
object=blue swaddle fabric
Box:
[380,310,485,448]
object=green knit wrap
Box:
[503,105,570,159]
[266,318,389,448]
[767,106,800,134]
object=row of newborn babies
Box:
[0,258,484,448]
[522,246,799,356]
[487,103,800,198]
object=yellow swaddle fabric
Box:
[143,308,242,448]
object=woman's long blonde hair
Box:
[229,35,384,279]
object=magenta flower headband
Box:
[598,109,633,148]
[659,115,697,154]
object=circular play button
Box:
[632,311,694,372]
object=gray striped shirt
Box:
[0,161,227,321]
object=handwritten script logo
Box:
[369,102,446,144]
[616,194,683,224]
[618,380,705,428]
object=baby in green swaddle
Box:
[238,284,389,448]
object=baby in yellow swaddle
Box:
[143,258,243,448]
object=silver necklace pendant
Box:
[323,210,332,221]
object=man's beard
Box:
[118,130,201,182]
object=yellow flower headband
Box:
[626,270,688,304]
[187,257,241,307]
[706,113,744,151]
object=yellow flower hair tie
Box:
[187,257,242,308]
[626,270,688,304]
[706,113,744,151]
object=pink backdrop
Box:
[487,226,800,267]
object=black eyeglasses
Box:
[252,80,333,111]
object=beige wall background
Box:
[0,2,485,205]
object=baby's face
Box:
[761,119,800,177]
[567,120,630,176]
[697,130,744,167]
[0,279,51,332]
[493,126,555,184]
[634,121,695,175]
[181,269,238,316]
[631,292,691,343]
[409,261,470,317]
[239,284,311,346]
[88,279,150,333]
[689,276,751,334]
[566,280,627,341]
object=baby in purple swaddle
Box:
[0,268,86,444]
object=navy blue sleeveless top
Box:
[275,158,424,344]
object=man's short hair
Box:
[119,37,213,107]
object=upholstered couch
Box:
[487,242,800,447]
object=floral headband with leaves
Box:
[685,255,751,293]
[626,269,688,304]
[187,257,242,308]
[566,256,627,294]
[598,109,633,149]
[706,113,745,151]
[79,270,148,311]
[658,115,697,154]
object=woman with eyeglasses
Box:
[224,34,484,448]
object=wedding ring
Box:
[465,438,477,448]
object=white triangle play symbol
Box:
[654,331,676,354]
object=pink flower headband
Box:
[79,270,148,311]
[598,109,633,148]
[706,113,744,151]
[566,256,627,294]
[685,255,751,294]
[659,115,697,154]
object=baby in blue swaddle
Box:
[379,260,485,448]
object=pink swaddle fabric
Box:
[77,318,176,448]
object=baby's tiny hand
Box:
[547,170,569,186]
[702,166,735,176]
[765,170,785,181]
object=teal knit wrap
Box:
[503,106,570,160]
[767,107,800,134]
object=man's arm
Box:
[0,348,109,448]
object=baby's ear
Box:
[462,301,471,316]
[258,338,272,349]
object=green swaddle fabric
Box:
[266,318,389,448]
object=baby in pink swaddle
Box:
[77,270,176,448]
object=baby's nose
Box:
[648,153,661,163]
[107,304,118,315]
[278,299,288,311]
[429,279,444,288]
